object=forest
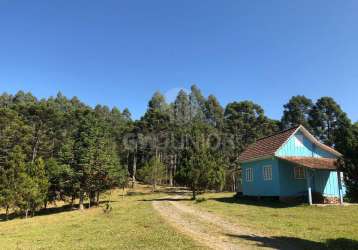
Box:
[0,85,357,219]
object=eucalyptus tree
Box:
[189,85,206,122]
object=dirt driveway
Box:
[152,196,298,250]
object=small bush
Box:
[102,202,112,214]
[195,197,207,203]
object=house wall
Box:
[242,158,280,196]
[276,131,336,159]
[313,170,346,197]
[277,160,345,197]
[278,160,307,196]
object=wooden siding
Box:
[278,160,307,196]
[241,158,280,196]
[276,131,336,158]
[277,160,345,197]
[313,170,346,197]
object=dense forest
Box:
[0,86,357,218]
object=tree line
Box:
[0,87,357,219]
[0,92,129,218]
[130,89,356,200]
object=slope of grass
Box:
[0,187,203,250]
[186,193,358,249]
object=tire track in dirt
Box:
[152,196,298,250]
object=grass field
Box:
[185,192,358,249]
[0,187,202,250]
[2,188,358,250]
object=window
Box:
[263,165,272,181]
[294,166,305,179]
[246,168,253,182]
[294,134,304,147]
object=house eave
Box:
[298,126,342,157]
[239,155,274,164]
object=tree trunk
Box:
[192,186,197,200]
[232,172,236,192]
[31,126,42,164]
[71,194,75,208]
[31,136,40,164]
[96,192,100,205]
[25,209,29,219]
[79,190,84,210]
[132,149,137,188]
[89,191,96,207]
[169,155,173,186]
[108,190,112,203]
[126,151,130,176]
[173,154,177,186]
[5,205,9,220]
[153,182,156,192]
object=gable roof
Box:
[239,125,341,163]
[239,126,299,162]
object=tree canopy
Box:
[0,86,357,215]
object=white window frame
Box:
[263,165,272,181]
[294,166,305,179]
[246,168,253,182]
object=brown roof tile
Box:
[277,156,337,170]
[239,126,298,162]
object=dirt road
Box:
[152,196,297,250]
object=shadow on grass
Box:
[210,196,301,209]
[0,204,75,222]
[126,191,156,196]
[139,197,191,202]
[227,234,358,250]
[0,200,118,222]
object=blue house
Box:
[239,125,345,205]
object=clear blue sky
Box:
[1,0,357,121]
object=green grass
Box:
[0,188,202,250]
[185,192,358,249]
[3,189,357,250]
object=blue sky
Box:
[0,0,357,121]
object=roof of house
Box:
[239,126,299,162]
[277,156,337,170]
[238,125,342,163]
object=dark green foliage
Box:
[224,101,278,160]
[0,91,129,216]
[309,97,351,148]
[178,143,225,199]
[138,157,166,191]
[337,123,358,201]
[0,86,356,214]
[281,95,313,129]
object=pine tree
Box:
[139,157,166,191]
[281,95,313,129]
[309,97,351,148]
